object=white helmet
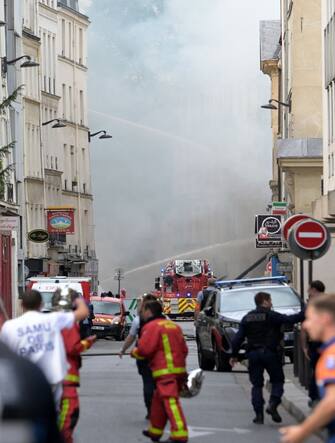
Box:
[52,286,76,312]
[180,369,204,398]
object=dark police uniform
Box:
[232,306,304,417]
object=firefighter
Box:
[131,300,189,443]
[53,289,96,443]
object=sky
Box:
[79,0,279,294]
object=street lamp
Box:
[88,130,112,142]
[261,99,291,111]
[1,55,39,75]
[42,119,67,129]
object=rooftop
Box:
[58,0,79,12]
[277,138,323,158]
[260,20,281,62]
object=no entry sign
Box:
[282,214,310,241]
[294,220,327,251]
[288,218,331,260]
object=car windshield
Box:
[40,292,54,311]
[92,301,120,315]
[220,287,301,313]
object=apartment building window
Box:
[55,157,58,170]
[50,156,53,170]
[83,183,86,194]
[69,86,73,121]
[68,22,72,59]
[7,184,14,203]
[62,84,66,119]
[79,90,84,125]
[48,34,51,93]
[52,36,56,94]
[79,28,83,64]
[43,32,47,91]
[62,19,66,56]
[64,179,68,190]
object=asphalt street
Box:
[76,322,320,443]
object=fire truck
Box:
[154,259,212,318]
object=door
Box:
[0,232,12,318]
[198,291,216,351]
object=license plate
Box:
[92,326,105,331]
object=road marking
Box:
[182,425,251,439]
[298,232,322,238]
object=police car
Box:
[195,277,303,372]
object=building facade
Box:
[2,0,98,315]
[260,0,324,290]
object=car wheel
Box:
[197,339,215,371]
[214,341,232,373]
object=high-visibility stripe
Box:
[152,333,186,378]
[170,430,189,438]
[162,334,174,370]
[65,374,80,383]
[152,366,186,378]
[59,398,70,430]
[148,426,164,436]
[169,398,188,437]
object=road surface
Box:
[77,322,319,442]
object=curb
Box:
[265,380,326,441]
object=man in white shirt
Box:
[0,290,88,409]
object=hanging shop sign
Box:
[28,229,49,243]
[47,208,75,234]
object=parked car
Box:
[90,296,129,340]
[195,277,303,372]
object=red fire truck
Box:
[153,259,212,318]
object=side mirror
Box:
[204,306,214,317]
[114,312,121,316]
[124,311,130,316]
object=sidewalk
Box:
[266,364,326,441]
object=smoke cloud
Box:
[84,0,279,294]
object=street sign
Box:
[28,229,49,243]
[282,214,310,241]
[288,219,331,260]
[272,202,288,216]
[294,219,327,250]
[255,215,282,249]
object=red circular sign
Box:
[282,214,310,241]
[294,220,327,250]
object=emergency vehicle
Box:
[90,295,128,340]
[26,276,92,311]
[153,259,212,318]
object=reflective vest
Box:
[131,317,188,379]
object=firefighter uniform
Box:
[59,324,95,443]
[316,337,335,442]
[132,317,188,442]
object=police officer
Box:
[230,291,304,425]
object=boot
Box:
[142,430,160,442]
[266,403,282,423]
[253,411,264,424]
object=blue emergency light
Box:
[215,276,288,287]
